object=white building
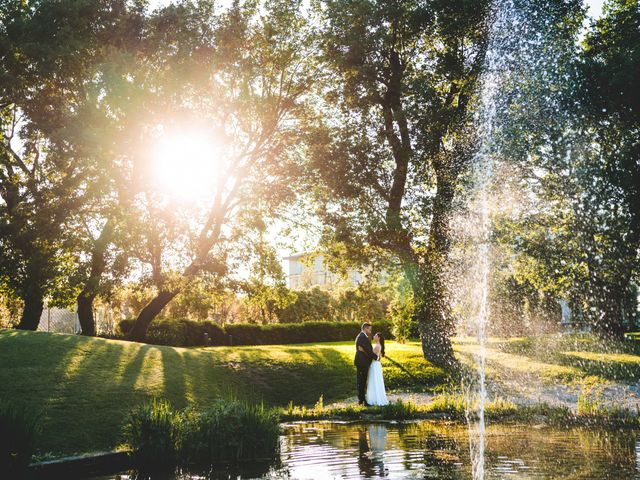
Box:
[284,252,363,290]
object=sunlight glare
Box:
[150,127,222,201]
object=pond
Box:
[97,420,640,479]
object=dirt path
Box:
[330,378,640,412]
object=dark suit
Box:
[354,331,375,404]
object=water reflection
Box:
[357,425,388,478]
[278,422,640,479]
[96,421,640,480]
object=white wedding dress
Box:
[365,345,389,406]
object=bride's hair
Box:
[375,333,385,358]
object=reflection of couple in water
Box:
[358,424,388,478]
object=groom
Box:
[354,322,376,406]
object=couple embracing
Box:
[354,322,389,407]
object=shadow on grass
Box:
[0,331,445,456]
[458,334,640,383]
[555,353,640,382]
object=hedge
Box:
[117,318,226,347]
[116,318,393,347]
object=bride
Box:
[365,333,389,406]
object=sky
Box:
[148,0,607,18]
[144,0,608,269]
[586,0,606,18]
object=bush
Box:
[0,402,39,476]
[225,320,393,346]
[123,398,179,472]
[124,399,280,470]
[117,318,394,347]
[117,318,226,346]
[180,400,280,463]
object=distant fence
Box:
[37,306,117,335]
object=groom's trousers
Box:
[356,365,368,404]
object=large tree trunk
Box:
[416,169,457,368]
[403,260,457,369]
[126,290,179,342]
[592,277,630,339]
[77,221,113,336]
[126,202,225,342]
[16,293,44,331]
[77,293,97,336]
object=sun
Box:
[149,126,223,201]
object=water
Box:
[463,0,525,477]
[98,421,640,479]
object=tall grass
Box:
[282,395,520,421]
[0,402,40,476]
[124,398,179,472]
[123,398,280,471]
[577,389,640,425]
[180,400,280,464]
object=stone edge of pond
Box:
[27,450,133,480]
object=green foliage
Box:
[0,294,21,328]
[117,317,394,347]
[222,320,393,346]
[0,402,40,476]
[180,400,280,464]
[330,279,388,324]
[240,281,297,325]
[388,275,415,343]
[117,318,226,347]
[282,395,520,422]
[489,0,640,337]
[577,388,640,425]
[276,283,387,325]
[124,398,178,472]
[124,398,280,468]
[0,0,145,328]
[276,287,332,323]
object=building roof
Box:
[283,252,309,260]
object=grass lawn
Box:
[457,334,640,385]
[455,334,640,386]
[3,329,639,457]
[0,329,444,456]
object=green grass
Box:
[5,329,640,458]
[624,332,640,341]
[0,329,444,456]
[454,334,640,385]
[282,394,640,429]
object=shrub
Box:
[0,403,39,476]
[225,320,393,346]
[117,318,394,347]
[180,400,280,464]
[123,398,179,472]
[117,318,226,346]
[124,399,280,470]
[117,318,134,336]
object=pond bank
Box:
[46,421,640,480]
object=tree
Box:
[237,215,296,324]
[490,0,639,337]
[70,5,148,335]
[126,0,312,341]
[0,0,136,329]
[575,0,640,335]
[304,0,490,366]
